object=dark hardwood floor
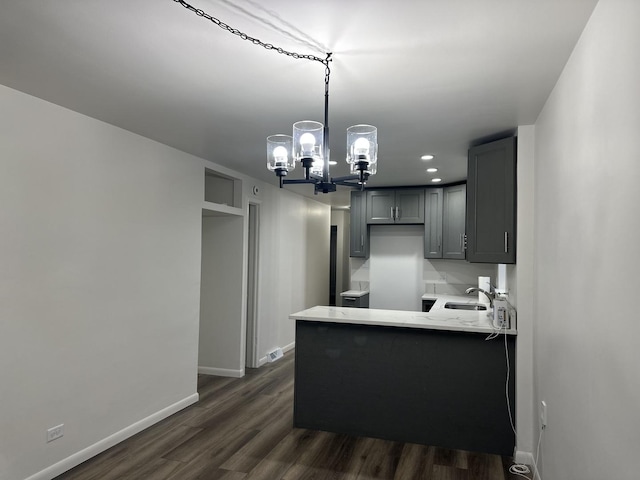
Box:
[55,352,530,480]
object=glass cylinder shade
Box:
[346,124,378,170]
[266,134,294,172]
[293,120,324,163]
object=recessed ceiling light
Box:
[426,168,438,173]
[328,161,337,165]
[421,154,435,161]
[431,178,442,183]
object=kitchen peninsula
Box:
[290,304,516,456]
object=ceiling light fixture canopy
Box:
[174,0,378,194]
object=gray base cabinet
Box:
[466,137,516,264]
[366,189,425,224]
[340,293,369,308]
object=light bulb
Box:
[299,132,316,156]
[353,137,370,158]
[273,145,288,166]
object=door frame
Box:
[245,202,260,368]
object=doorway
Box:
[245,203,260,368]
[329,225,337,306]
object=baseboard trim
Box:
[257,355,268,367]
[198,366,244,378]
[514,450,541,480]
[25,393,199,480]
[257,341,295,367]
[282,341,295,354]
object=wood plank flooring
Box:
[55,352,530,480]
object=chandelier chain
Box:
[171,0,369,193]
[172,0,332,70]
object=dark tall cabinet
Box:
[349,190,369,258]
[466,137,516,264]
[442,184,467,259]
[424,185,466,260]
[424,188,444,258]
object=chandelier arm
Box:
[332,179,366,191]
[331,175,361,183]
[282,178,319,185]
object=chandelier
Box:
[173,0,378,194]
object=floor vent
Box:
[268,347,283,362]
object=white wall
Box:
[533,0,640,478]
[0,83,331,480]
[511,126,536,460]
[255,185,330,364]
[0,85,202,480]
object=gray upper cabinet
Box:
[424,185,466,260]
[349,190,369,258]
[442,184,466,259]
[466,137,516,264]
[424,188,443,258]
[366,189,425,224]
[366,190,396,223]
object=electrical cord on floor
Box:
[489,303,544,480]
[509,426,544,479]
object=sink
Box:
[444,302,487,311]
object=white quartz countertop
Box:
[290,303,517,336]
[339,290,370,297]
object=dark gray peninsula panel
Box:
[293,319,515,456]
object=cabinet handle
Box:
[438,235,441,250]
[396,206,400,220]
[361,235,364,248]
[459,234,463,250]
[391,206,395,220]
[504,232,508,253]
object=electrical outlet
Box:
[539,401,547,429]
[47,424,64,443]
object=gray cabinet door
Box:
[349,191,369,258]
[367,189,425,224]
[442,184,466,259]
[366,190,396,224]
[424,188,443,258]
[466,137,516,263]
[396,189,425,224]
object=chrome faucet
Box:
[465,287,495,307]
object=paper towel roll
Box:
[496,264,507,293]
[478,276,491,305]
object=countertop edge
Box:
[289,306,517,336]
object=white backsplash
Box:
[368,225,424,311]
[350,226,498,305]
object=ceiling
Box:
[0,0,599,206]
